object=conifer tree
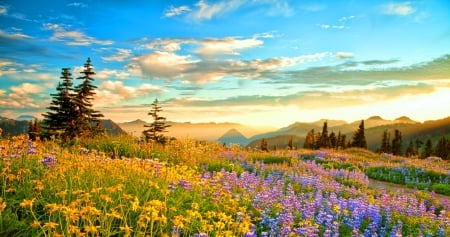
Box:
[288,136,294,150]
[379,129,391,153]
[303,129,316,149]
[319,121,330,148]
[73,57,104,136]
[422,138,433,158]
[260,138,269,152]
[405,139,415,157]
[329,131,337,149]
[435,136,449,160]
[28,118,41,141]
[143,99,171,144]
[42,68,77,139]
[351,120,367,149]
[336,131,346,150]
[391,129,403,156]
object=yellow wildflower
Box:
[119,224,133,233]
[0,198,6,212]
[20,198,35,209]
[43,222,59,229]
[100,194,113,203]
[84,225,99,233]
[30,220,41,228]
[173,215,184,228]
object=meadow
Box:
[0,135,449,236]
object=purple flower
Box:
[42,155,57,168]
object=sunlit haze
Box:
[1,0,449,127]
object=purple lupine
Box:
[42,154,57,168]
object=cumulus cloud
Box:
[0,5,7,15]
[43,23,113,46]
[164,5,191,17]
[102,48,131,62]
[381,2,415,16]
[96,69,130,80]
[0,83,45,109]
[336,52,354,59]
[94,80,165,106]
[0,29,32,39]
[196,37,263,57]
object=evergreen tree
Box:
[260,138,269,152]
[391,129,403,156]
[319,121,330,148]
[73,57,104,137]
[336,131,346,150]
[143,99,171,144]
[405,139,415,157]
[288,136,294,150]
[28,118,41,141]
[42,68,77,139]
[434,136,449,160]
[379,129,391,153]
[422,138,433,158]
[415,138,423,157]
[351,120,367,149]
[329,131,337,149]
[303,129,316,149]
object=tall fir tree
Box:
[351,120,367,149]
[28,118,41,141]
[319,121,330,148]
[73,57,104,136]
[42,68,77,139]
[336,131,346,150]
[391,129,403,156]
[422,138,433,158]
[303,129,316,149]
[143,99,171,144]
[434,136,449,160]
[379,129,391,153]
[288,136,294,150]
[405,139,415,157]
[329,131,337,149]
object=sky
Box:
[0,0,449,127]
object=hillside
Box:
[218,129,248,146]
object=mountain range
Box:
[1,114,449,153]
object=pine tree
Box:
[351,120,367,149]
[329,131,337,149]
[143,99,171,144]
[42,68,77,139]
[422,138,433,158]
[434,136,449,160]
[28,118,41,141]
[405,139,415,157]
[415,138,423,157]
[303,129,316,149]
[260,138,269,152]
[288,136,294,150]
[391,129,403,156]
[73,57,104,137]
[336,131,346,150]
[319,121,330,148]
[379,129,391,153]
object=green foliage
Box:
[351,120,367,149]
[143,99,171,145]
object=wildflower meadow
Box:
[1,135,449,236]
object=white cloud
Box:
[96,69,130,80]
[134,51,198,80]
[193,0,243,20]
[338,15,355,22]
[0,5,7,15]
[381,2,415,16]
[67,2,88,8]
[102,48,132,62]
[0,83,45,109]
[43,23,113,46]
[94,80,164,106]
[196,37,263,56]
[146,38,195,52]
[0,29,32,39]
[336,52,354,59]
[164,5,191,17]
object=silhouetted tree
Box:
[415,138,423,156]
[351,120,367,149]
[28,118,40,141]
[303,129,316,149]
[319,121,330,148]
[405,139,415,157]
[73,57,104,137]
[260,138,269,152]
[329,131,337,149]
[143,99,171,144]
[422,138,433,158]
[42,68,78,139]
[435,136,449,160]
[379,129,391,153]
[391,129,403,156]
[336,131,346,150]
[288,136,294,150]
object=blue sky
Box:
[0,0,449,127]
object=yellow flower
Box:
[0,198,6,212]
[100,194,113,203]
[34,179,44,191]
[173,215,184,228]
[119,224,133,233]
[43,222,59,229]
[84,225,99,233]
[30,220,41,228]
[20,198,35,209]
